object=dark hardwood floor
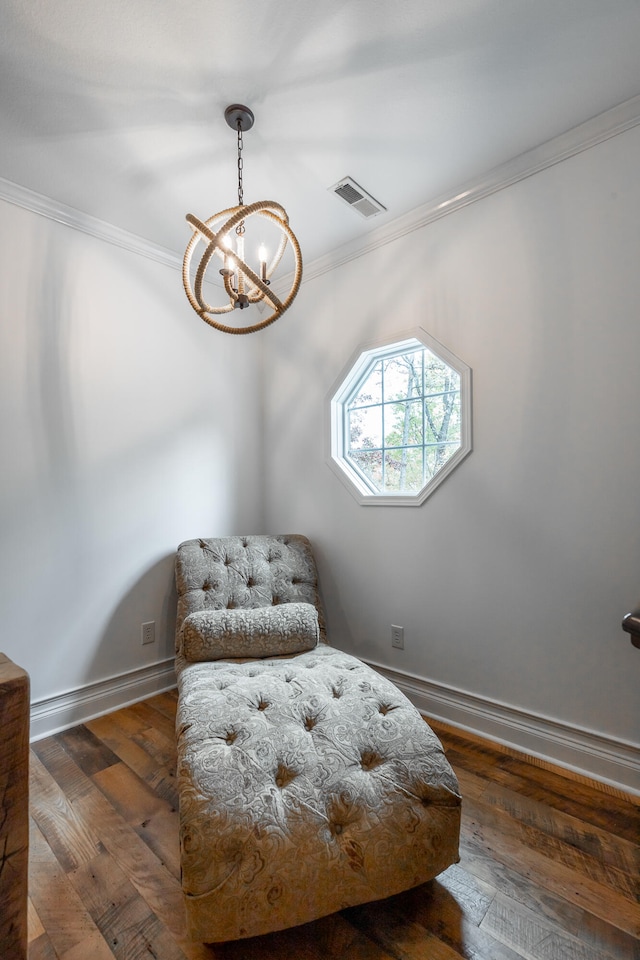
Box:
[27,691,640,960]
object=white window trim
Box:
[326,328,472,506]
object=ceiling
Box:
[2,0,640,268]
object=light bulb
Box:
[223,235,233,275]
[258,244,268,281]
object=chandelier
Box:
[183,104,303,335]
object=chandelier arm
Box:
[184,236,236,316]
[185,207,251,311]
[234,260,284,313]
[189,212,282,311]
[192,221,238,314]
[197,226,302,333]
[187,203,298,313]
[227,215,303,325]
[222,271,240,306]
[184,202,302,331]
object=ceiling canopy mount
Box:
[224,104,254,133]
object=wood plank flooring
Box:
[27,691,640,960]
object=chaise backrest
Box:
[174,535,327,651]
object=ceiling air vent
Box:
[330,177,386,219]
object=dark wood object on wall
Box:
[622,607,640,648]
[0,653,30,960]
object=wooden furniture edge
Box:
[0,652,30,960]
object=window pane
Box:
[384,447,424,493]
[348,404,382,451]
[384,399,423,447]
[331,332,471,504]
[425,441,459,478]
[349,450,383,491]
[351,362,382,407]
[424,391,461,444]
[383,350,423,401]
[424,351,458,393]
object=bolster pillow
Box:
[181,602,320,661]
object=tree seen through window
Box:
[347,347,461,494]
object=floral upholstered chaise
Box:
[174,535,461,942]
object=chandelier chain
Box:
[236,121,245,236]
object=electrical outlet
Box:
[391,624,404,649]
[141,621,156,645]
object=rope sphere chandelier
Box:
[183,105,303,335]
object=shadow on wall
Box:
[90,552,178,683]
[312,539,355,651]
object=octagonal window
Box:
[328,330,472,505]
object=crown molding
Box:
[303,93,640,283]
[0,176,182,270]
[2,95,639,280]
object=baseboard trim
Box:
[364,658,640,798]
[30,658,177,741]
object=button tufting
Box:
[360,751,384,771]
[304,716,317,732]
[224,731,237,745]
[275,763,297,788]
[378,703,398,715]
[257,699,269,711]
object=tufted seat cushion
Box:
[175,536,461,942]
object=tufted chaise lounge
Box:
[175,535,461,943]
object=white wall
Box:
[261,126,640,759]
[3,122,638,783]
[0,200,263,703]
